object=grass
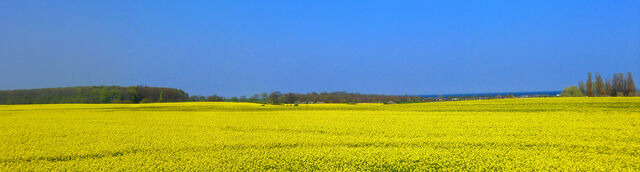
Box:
[0,97,639,170]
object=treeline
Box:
[190,91,557,104]
[562,72,637,97]
[0,86,431,105]
[189,91,431,104]
[0,86,189,104]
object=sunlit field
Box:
[1,98,639,170]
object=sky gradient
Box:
[1,0,639,96]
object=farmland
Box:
[1,97,639,170]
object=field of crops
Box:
[1,97,639,170]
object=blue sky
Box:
[1,0,638,96]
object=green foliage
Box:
[261,91,427,105]
[560,86,584,97]
[0,86,189,104]
[139,98,153,103]
[158,91,164,102]
[206,95,224,102]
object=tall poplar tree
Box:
[613,73,625,96]
[586,72,594,97]
[579,81,586,96]
[606,79,615,96]
[628,72,636,96]
[595,73,605,96]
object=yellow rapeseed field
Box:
[0,97,639,170]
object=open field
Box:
[1,97,639,170]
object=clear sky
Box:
[1,1,639,97]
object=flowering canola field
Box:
[0,97,639,171]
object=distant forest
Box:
[192,92,428,105]
[0,86,429,105]
[0,85,555,105]
[0,88,434,105]
[0,86,189,104]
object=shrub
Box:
[560,86,585,97]
[140,98,153,103]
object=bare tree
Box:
[586,72,594,97]
[613,73,625,97]
[579,81,586,96]
[595,73,605,96]
[627,72,636,96]
[606,79,615,96]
